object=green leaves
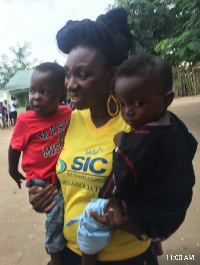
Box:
[111,0,200,66]
[0,42,33,90]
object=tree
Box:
[0,42,35,90]
[9,42,32,69]
[109,0,174,54]
[155,0,200,65]
[110,0,200,66]
[0,54,16,90]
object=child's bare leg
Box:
[82,252,97,265]
[50,251,64,265]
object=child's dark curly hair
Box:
[35,62,65,91]
[116,54,173,93]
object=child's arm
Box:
[8,144,25,189]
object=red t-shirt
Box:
[10,105,72,184]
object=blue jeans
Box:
[2,114,7,126]
[26,179,66,253]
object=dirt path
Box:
[0,95,199,265]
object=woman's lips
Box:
[70,95,83,104]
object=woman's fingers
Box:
[36,187,55,212]
[44,201,56,213]
[29,184,57,213]
[103,199,112,213]
[89,210,108,225]
[103,197,127,228]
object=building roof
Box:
[4,69,34,92]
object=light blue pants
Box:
[65,198,111,255]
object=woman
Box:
[29,8,158,265]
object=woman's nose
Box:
[65,77,78,91]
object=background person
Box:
[29,8,158,265]
[2,100,8,129]
[9,95,17,125]
[0,102,3,128]
[8,62,72,265]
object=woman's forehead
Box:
[65,46,105,67]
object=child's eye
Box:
[119,102,125,108]
[29,88,35,94]
[134,100,144,107]
[41,88,50,96]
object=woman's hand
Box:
[90,197,127,228]
[29,184,58,213]
[113,131,124,146]
[90,197,144,238]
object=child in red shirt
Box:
[8,62,72,265]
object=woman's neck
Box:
[90,110,112,128]
[89,97,119,128]
[89,101,113,128]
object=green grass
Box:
[16,107,26,114]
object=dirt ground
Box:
[0,95,199,265]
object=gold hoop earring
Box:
[107,93,119,117]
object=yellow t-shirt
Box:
[56,109,150,261]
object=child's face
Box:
[29,70,62,116]
[115,76,167,129]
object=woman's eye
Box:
[43,90,49,96]
[79,72,88,80]
[134,101,144,107]
[65,70,70,79]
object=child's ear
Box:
[164,91,174,108]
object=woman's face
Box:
[64,46,111,110]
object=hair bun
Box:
[56,8,134,67]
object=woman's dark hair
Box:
[35,62,65,91]
[116,54,173,93]
[56,8,133,68]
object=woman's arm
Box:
[29,184,59,213]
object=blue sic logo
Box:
[57,158,67,174]
[71,156,108,174]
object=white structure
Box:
[0,90,9,103]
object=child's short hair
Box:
[35,62,65,91]
[116,54,173,93]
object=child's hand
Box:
[113,131,124,146]
[10,171,26,189]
